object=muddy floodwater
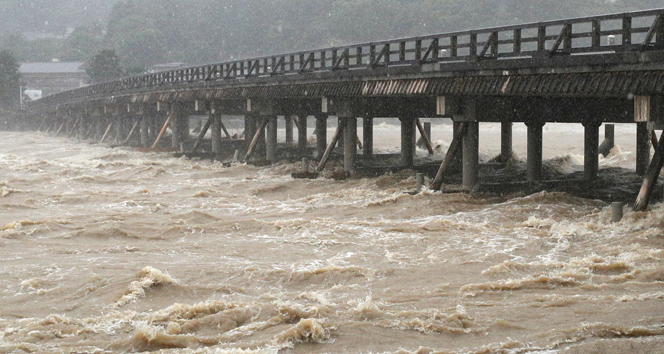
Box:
[1,122,664,354]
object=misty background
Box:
[1,0,663,74]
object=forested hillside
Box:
[1,0,663,73]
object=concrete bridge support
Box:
[266,115,278,162]
[211,110,223,159]
[285,115,294,145]
[343,117,357,174]
[526,121,545,183]
[636,122,651,176]
[463,121,479,189]
[401,117,416,168]
[501,120,513,162]
[140,114,150,147]
[315,115,327,159]
[584,121,600,181]
[298,114,308,157]
[363,117,373,160]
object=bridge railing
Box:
[30,8,664,108]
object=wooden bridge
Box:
[24,8,664,210]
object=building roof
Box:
[20,62,86,74]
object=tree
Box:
[0,50,19,110]
[86,49,124,83]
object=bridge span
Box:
[24,8,664,210]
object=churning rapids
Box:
[1,122,664,354]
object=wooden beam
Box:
[191,116,212,154]
[316,122,344,172]
[432,122,468,191]
[122,120,140,145]
[634,131,664,211]
[416,118,435,155]
[219,118,231,138]
[100,123,113,143]
[244,116,269,161]
[151,114,173,149]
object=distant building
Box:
[19,62,90,98]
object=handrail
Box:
[27,8,664,109]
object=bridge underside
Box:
[25,8,664,210]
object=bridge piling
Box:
[501,120,513,163]
[526,121,545,183]
[266,115,278,162]
[363,117,373,161]
[584,121,601,181]
[298,114,308,157]
[400,117,416,168]
[343,117,357,174]
[211,110,222,159]
[285,115,294,145]
[315,115,327,159]
[636,122,651,176]
[463,121,479,190]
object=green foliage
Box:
[0,50,19,110]
[86,49,124,83]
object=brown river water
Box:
[1,122,664,354]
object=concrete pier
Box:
[400,117,416,168]
[298,114,308,157]
[266,115,278,162]
[462,121,479,189]
[315,115,327,158]
[343,117,357,174]
[285,115,294,145]
[363,117,373,160]
[501,120,513,162]
[526,121,545,183]
[636,122,651,176]
[584,121,600,181]
[211,110,222,158]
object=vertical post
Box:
[343,117,357,175]
[211,109,222,158]
[298,114,308,157]
[266,115,278,162]
[285,115,294,145]
[363,116,374,160]
[637,122,651,176]
[599,124,615,157]
[315,115,327,159]
[171,104,181,149]
[463,121,479,189]
[400,116,416,168]
[245,114,257,147]
[140,114,149,147]
[584,121,600,182]
[526,121,545,183]
[501,120,513,163]
[95,116,104,140]
[423,122,431,144]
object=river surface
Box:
[1,122,664,354]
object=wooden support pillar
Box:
[424,122,432,143]
[526,121,545,183]
[266,115,278,162]
[636,122,651,176]
[140,114,149,147]
[245,114,257,147]
[634,131,664,211]
[463,121,479,189]
[599,124,615,157]
[400,116,416,168]
[343,117,357,174]
[171,104,181,149]
[115,114,125,144]
[298,114,308,156]
[95,117,104,140]
[315,115,327,159]
[501,120,513,162]
[584,121,600,182]
[211,111,222,158]
[363,116,373,160]
[285,115,294,145]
